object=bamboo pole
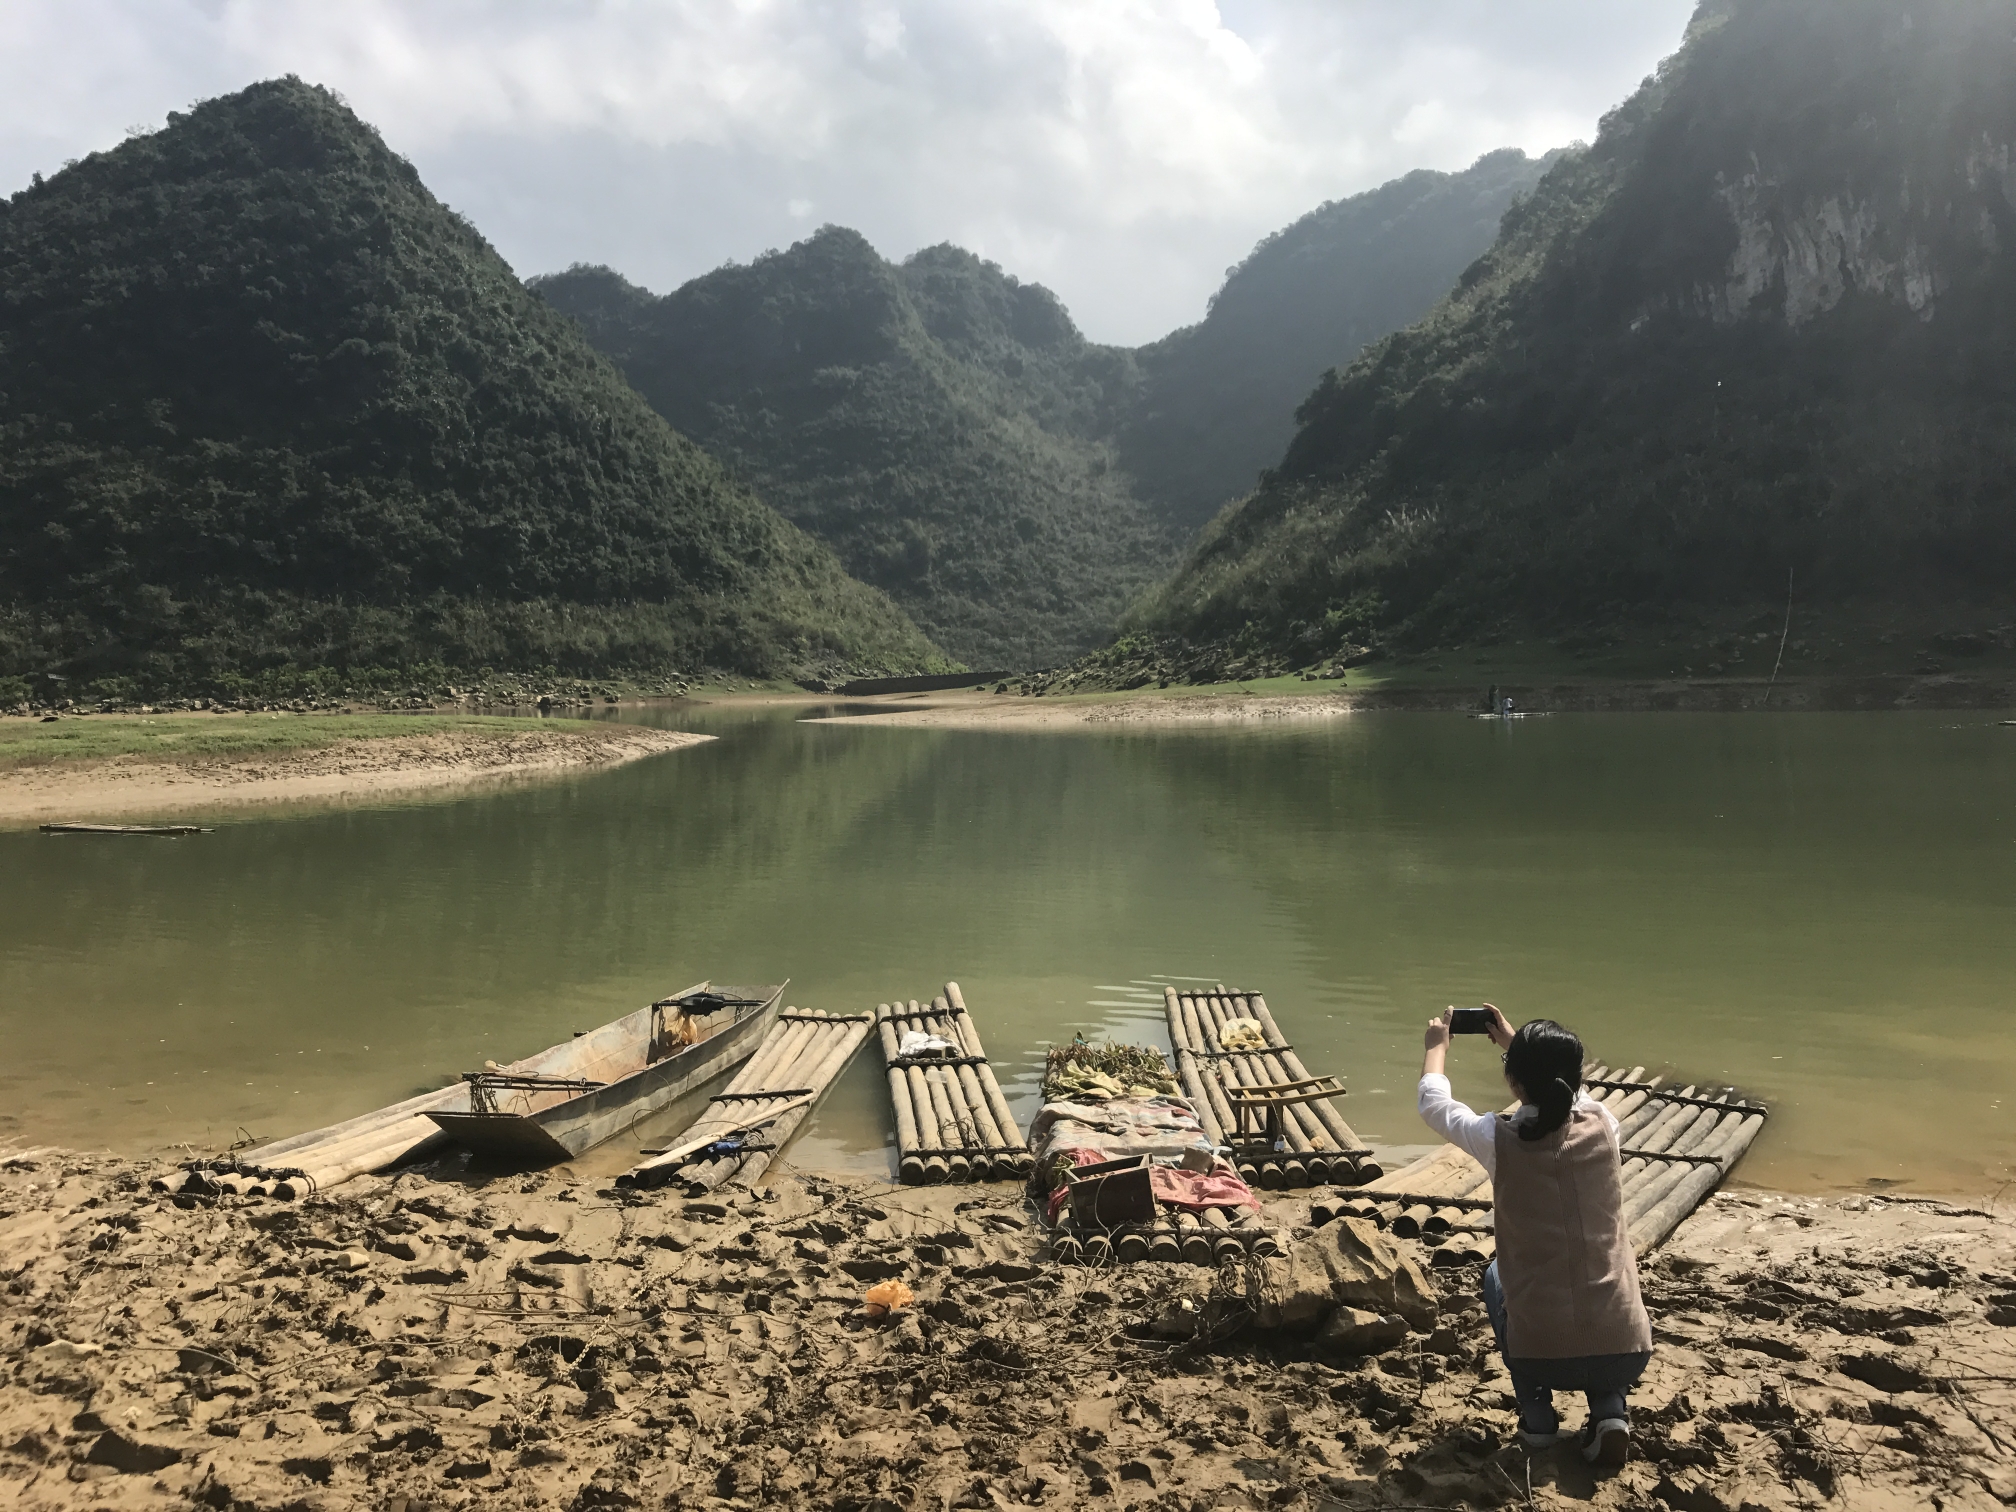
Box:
[908,1003,971,1182]
[1202,1206,1244,1263]
[1629,1111,1764,1252]
[1175,1210,1212,1266]
[1196,993,1287,1187]
[1208,990,1318,1186]
[933,995,1010,1176]
[1149,1217,1182,1264]
[1172,992,1237,1147]
[943,983,1030,1177]
[1052,1232,1082,1264]
[1621,1098,1738,1223]
[877,1005,931,1184]
[1245,991,1373,1175]
[1117,1229,1151,1263]
[1233,992,1346,1179]
[1082,1231,1112,1265]
[1163,988,1228,1146]
[723,1014,874,1190]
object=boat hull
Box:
[427,985,784,1163]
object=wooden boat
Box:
[424,982,785,1163]
[42,822,208,835]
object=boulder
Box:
[1238,1218,1440,1335]
[1316,1307,1409,1356]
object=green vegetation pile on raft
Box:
[1126,0,2016,670]
[0,79,941,699]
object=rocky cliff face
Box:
[1128,0,2016,659]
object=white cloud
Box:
[0,0,1697,343]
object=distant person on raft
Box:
[1418,1006,1653,1468]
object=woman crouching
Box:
[1419,1006,1652,1467]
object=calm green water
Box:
[1,706,2012,1196]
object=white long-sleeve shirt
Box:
[1416,1073,1620,1178]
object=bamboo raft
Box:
[152,981,782,1199]
[879,983,1031,1184]
[1310,1064,1768,1263]
[617,1007,873,1191]
[1164,985,1381,1189]
[1050,1204,1284,1267]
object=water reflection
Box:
[0,705,2010,1196]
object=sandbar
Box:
[0,722,709,827]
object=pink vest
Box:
[1492,1105,1654,1359]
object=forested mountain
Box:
[1119,150,1551,532]
[0,79,938,694]
[535,160,1548,666]
[1130,0,2016,665]
[534,235,1163,668]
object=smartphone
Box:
[1448,1006,1495,1035]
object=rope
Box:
[1588,1083,1765,1115]
[1190,1044,1293,1060]
[777,1012,873,1023]
[879,1005,967,1024]
[1620,1147,1728,1168]
[708,1088,814,1103]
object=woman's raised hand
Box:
[1483,1002,1515,1049]
[1424,1011,1452,1052]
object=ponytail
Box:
[1503,1019,1584,1142]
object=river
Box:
[2,704,2011,1196]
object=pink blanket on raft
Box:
[1042,1148,1261,1223]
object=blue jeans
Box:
[1482,1261,1651,1437]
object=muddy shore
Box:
[0,725,710,827]
[2,1148,2010,1512]
[806,673,2016,730]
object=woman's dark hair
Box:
[1503,1019,1584,1141]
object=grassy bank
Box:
[0,712,553,772]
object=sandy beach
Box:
[1,1146,2009,1512]
[806,673,2016,732]
[0,724,711,827]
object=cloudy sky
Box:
[1,0,1696,345]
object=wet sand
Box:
[2,1149,2009,1511]
[0,726,710,827]
[808,673,2016,731]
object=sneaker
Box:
[1581,1418,1630,1467]
[1519,1427,1572,1450]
